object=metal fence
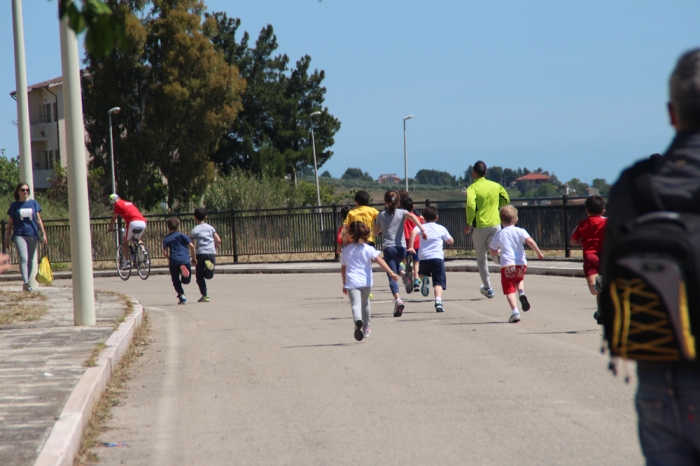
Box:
[0,196,591,264]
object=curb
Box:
[33,298,145,466]
[0,262,584,282]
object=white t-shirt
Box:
[190,223,217,255]
[489,225,531,267]
[412,223,452,260]
[339,242,381,289]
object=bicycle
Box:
[110,227,150,281]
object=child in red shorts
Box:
[570,195,607,323]
[489,205,544,323]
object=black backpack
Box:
[601,152,700,363]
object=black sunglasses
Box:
[19,188,29,193]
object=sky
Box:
[1,0,699,185]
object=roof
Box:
[515,173,551,182]
[10,76,63,97]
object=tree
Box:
[415,169,456,186]
[207,14,341,181]
[342,167,373,181]
[565,178,590,196]
[82,0,245,209]
[592,178,611,195]
[0,156,19,195]
[59,0,128,57]
[320,170,331,178]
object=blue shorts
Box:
[409,249,419,261]
[418,258,446,290]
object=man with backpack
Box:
[601,48,700,464]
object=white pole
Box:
[59,12,96,326]
[11,0,33,194]
[310,127,323,231]
[12,0,37,287]
[108,111,119,251]
[403,119,408,193]
[310,112,323,230]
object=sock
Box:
[512,308,519,314]
[435,297,442,303]
[396,297,403,304]
[518,290,525,296]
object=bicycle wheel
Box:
[136,242,151,280]
[116,246,131,281]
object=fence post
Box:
[1,220,5,254]
[332,203,337,259]
[231,209,238,263]
[562,195,570,258]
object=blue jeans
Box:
[382,247,406,295]
[636,364,700,465]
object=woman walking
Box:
[374,190,426,317]
[4,183,47,291]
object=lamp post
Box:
[403,115,414,192]
[310,111,323,230]
[108,107,120,251]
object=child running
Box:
[407,206,454,312]
[342,190,379,247]
[401,196,423,292]
[569,195,607,323]
[190,208,222,303]
[163,217,196,305]
[488,205,544,323]
[340,222,398,341]
[373,190,427,317]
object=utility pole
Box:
[59,9,96,326]
[12,0,37,287]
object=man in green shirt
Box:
[465,161,510,298]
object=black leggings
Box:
[169,262,191,296]
[195,254,216,296]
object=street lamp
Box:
[108,107,120,194]
[403,115,414,192]
[310,111,323,230]
[108,107,120,251]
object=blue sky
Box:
[1,0,699,184]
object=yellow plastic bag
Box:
[37,256,53,285]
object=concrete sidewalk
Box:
[0,257,585,282]
[0,284,143,466]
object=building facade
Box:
[10,76,70,190]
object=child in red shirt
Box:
[401,197,423,291]
[570,195,607,298]
[335,206,351,261]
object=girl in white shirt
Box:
[340,222,399,341]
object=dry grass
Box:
[84,343,106,368]
[0,290,48,325]
[74,311,151,465]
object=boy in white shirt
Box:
[407,206,454,312]
[489,205,544,323]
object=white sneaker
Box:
[363,325,371,338]
[480,285,495,298]
[509,312,521,323]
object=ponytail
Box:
[384,190,400,215]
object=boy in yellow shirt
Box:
[342,190,379,247]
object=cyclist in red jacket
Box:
[108,194,147,268]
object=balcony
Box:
[31,125,49,141]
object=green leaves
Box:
[58,0,128,57]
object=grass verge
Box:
[74,310,151,465]
[0,290,48,325]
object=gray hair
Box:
[670,48,700,128]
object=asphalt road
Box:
[88,271,642,465]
